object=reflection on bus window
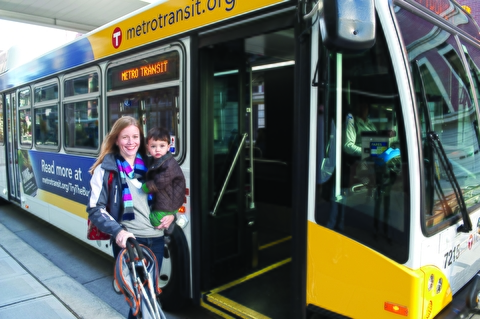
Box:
[0,98,3,145]
[18,87,32,147]
[396,5,480,233]
[107,87,179,153]
[315,19,409,264]
[213,73,239,156]
[34,106,58,146]
[64,73,99,97]
[19,109,32,146]
[64,101,99,149]
[63,71,100,151]
[18,87,31,107]
[34,83,58,103]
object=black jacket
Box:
[86,153,137,239]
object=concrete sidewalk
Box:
[0,223,124,319]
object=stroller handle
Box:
[126,238,145,261]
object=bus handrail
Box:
[210,133,248,217]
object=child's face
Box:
[147,138,170,159]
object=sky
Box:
[0,19,80,63]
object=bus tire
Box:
[158,225,191,310]
[467,273,480,309]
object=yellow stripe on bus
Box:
[259,236,291,250]
[206,293,271,319]
[209,258,290,295]
[200,299,236,319]
[37,190,88,218]
[87,0,287,59]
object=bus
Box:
[2,0,480,318]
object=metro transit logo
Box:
[112,27,122,49]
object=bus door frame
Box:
[193,8,311,319]
[5,91,21,203]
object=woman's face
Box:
[116,125,141,161]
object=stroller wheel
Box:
[112,279,122,295]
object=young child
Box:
[141,127,186,240]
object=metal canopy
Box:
[0,0,151,33]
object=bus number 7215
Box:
[444,244,461,269]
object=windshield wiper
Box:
[428,131,472,232]
[413,60,471,232]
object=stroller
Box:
[114,238,167,319]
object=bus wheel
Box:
[467,274,480,310]
[158,227,189,310]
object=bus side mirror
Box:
[319,0,376,51]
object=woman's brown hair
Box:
[89,116,146,174]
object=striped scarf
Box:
[115,154,152,221]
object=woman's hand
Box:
[157,214,175,230]
[115,229,135,248]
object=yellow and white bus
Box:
[2,0,480,318]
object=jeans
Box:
[113,236,165,319]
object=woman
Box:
[86,116,174,317]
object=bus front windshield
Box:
[315,20,410,263]
[395,4,480,236]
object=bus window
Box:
[64,73,99,96]
[107,87,179,151]
[34,81,59,148]
[315,21,409,263]
[0,97,3,145]
[34,106,58,146]
[63,71,100,151]
[34,83,58,102]
[64,101,99,149]
[18,87,32,147]
[461,40,480,152]
[106,49,182,156]
[396,6,480,233]
[19,109,32,147]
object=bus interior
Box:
[198,25,296,318]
